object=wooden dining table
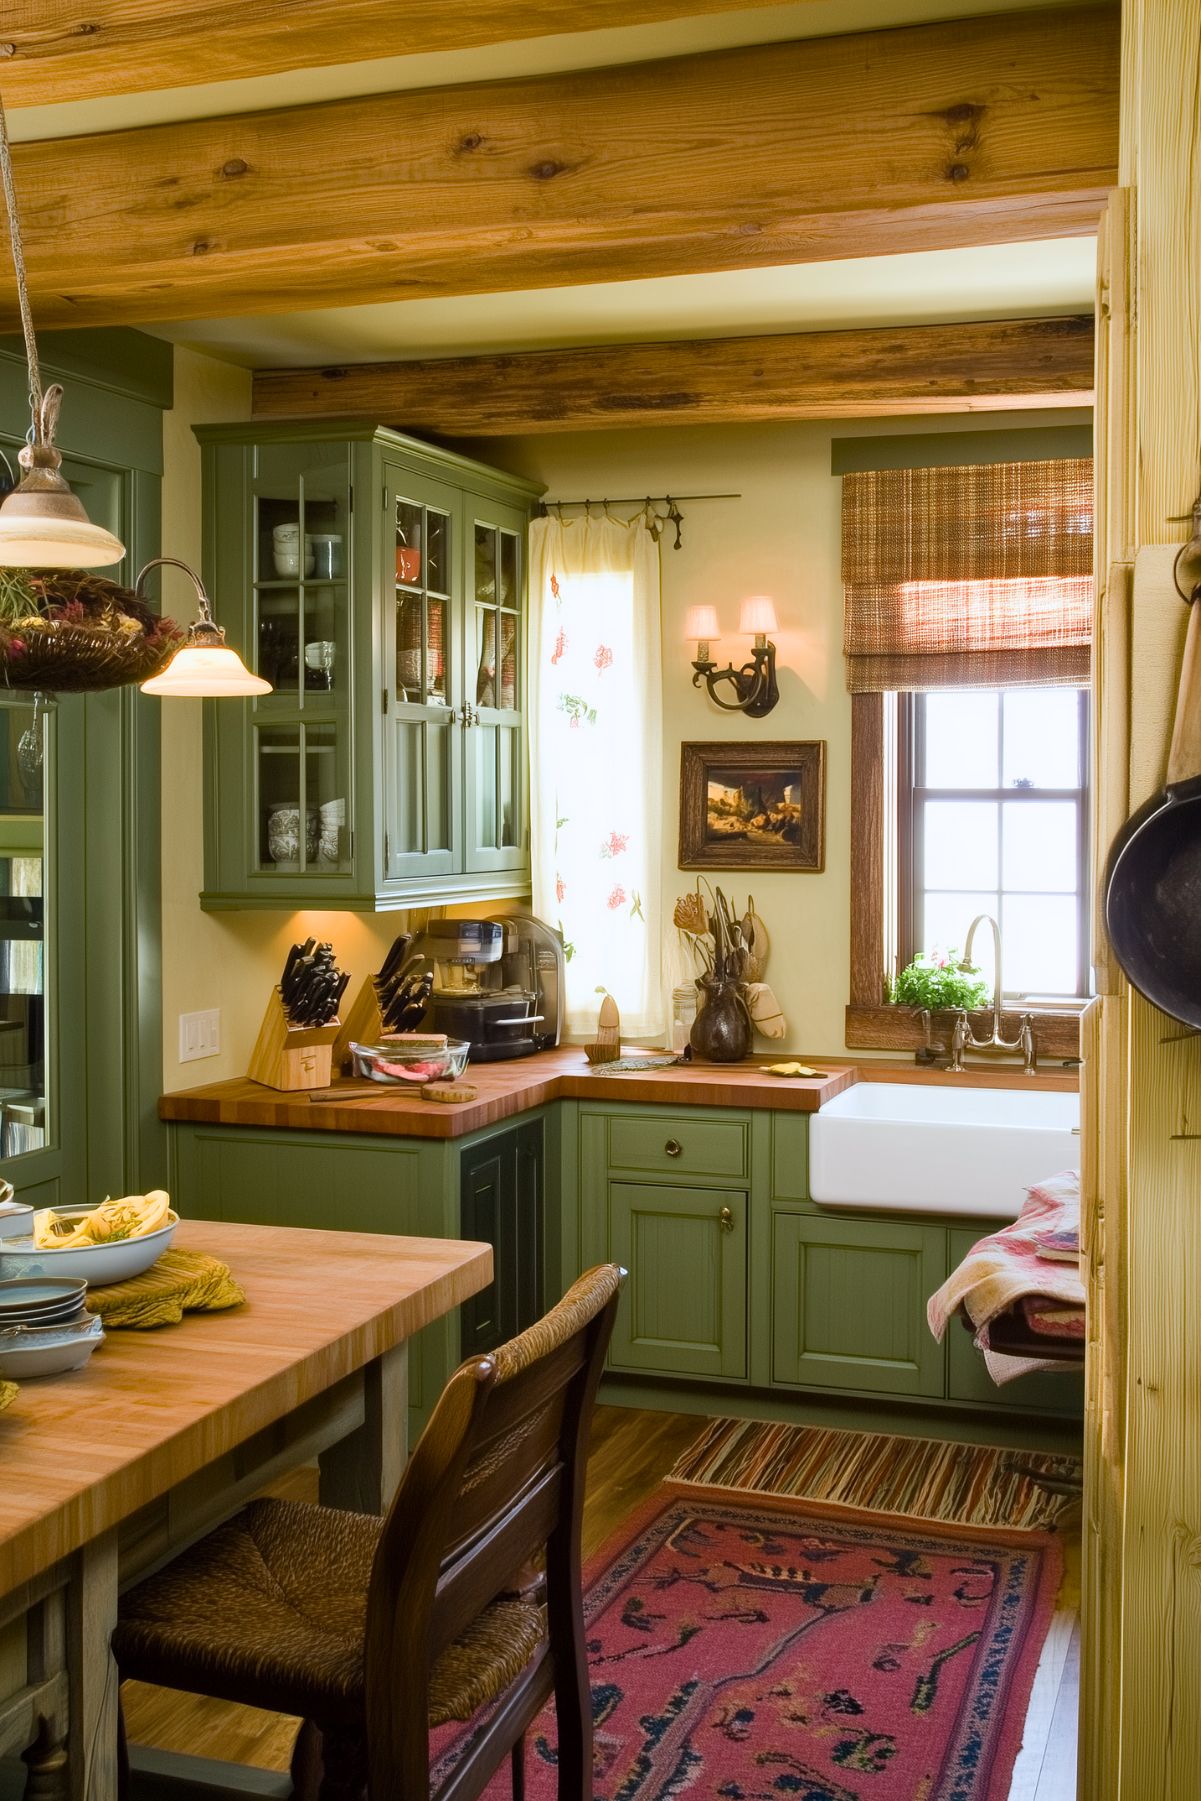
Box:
[0,1220,492,1800]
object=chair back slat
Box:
[364,1263,623,1799]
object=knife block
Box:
[331,980,384,1076]
[248,989,342,1091]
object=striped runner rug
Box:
[669,1416,1082,1531]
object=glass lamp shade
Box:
[684,604,721,643]
[739,594,779,636]
[141,642,271,698]
[0,485,125,568]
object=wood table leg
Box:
[66,1533,118,1801]
[318,1343,408,1515]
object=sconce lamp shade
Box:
[684,604,721,642]
[739,595,779,636]
[136,556,271,698]
[142,644,271,697]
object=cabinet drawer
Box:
[772,1213,946,1396]
[606,1113,749,1180]
[607,1181,747,1380]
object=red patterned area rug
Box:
[438,1483,1062,1801]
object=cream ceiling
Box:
[13,0,1098,370]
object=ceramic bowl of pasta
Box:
[0,1192,178,1285]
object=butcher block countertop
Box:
[159,1046,1079,1140]
[0,1219,491,1597]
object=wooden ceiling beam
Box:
[251,316,1096,435]
[4,6,1118,331]
[2,1,785,108]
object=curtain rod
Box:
[536,492,740,548]
[538,492,740,507]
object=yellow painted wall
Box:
[158,354,1088,1085]
[482,413,1091,1056]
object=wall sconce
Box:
[685,595,780,718]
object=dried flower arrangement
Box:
[673,881,766,984]
[0,569,183,693]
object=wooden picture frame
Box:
[679,740,826,871]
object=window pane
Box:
[923,692,999,788]
[1002,894,1078,994]
[923,800,998,889]
[1002,689,1081,788]
[920,892,997,965]
[1002,800,1079,892]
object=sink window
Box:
[903,686,1090,998]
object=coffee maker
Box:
[414,914,564,1062]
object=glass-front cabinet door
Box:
[198,422,542,909]
[465,499,529,874]
[382,468,462,881]
[0,695,85,1206]
[247,440,354,886]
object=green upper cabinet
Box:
[196,422,543,909]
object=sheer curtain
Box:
[528,512,663,1039]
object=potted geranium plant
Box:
[888,950,989,1014]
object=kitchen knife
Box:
[377,933,412,989]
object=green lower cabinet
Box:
[772,1212,946,1397]
[944,1226,1084,1415]
[167,1116,551,1438]
[607,1182,747,1381]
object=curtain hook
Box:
[665,496,684,550]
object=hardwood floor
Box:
[121,1406,1080,1797]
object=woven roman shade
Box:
[841,458,1093,692]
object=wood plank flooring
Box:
[122,1407,1080,1797]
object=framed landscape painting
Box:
[679,740,826,871]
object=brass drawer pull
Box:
[719,1206,735,1232]
[664,1138,683,1158]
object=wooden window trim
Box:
[846,690,1083,1060]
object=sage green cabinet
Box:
[167,1112,553,1436]
[195,422,543,909]
[606,1182,747,1381]
[771,1213,945,1397]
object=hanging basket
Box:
[0,570,183,694]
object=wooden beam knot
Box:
[221,159,251,180]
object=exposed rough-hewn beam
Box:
[4,6,1119,332]
[252,316,1096,434]
[2,1,786,107]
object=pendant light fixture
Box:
[0,93,124,568]
[138,558,271,698]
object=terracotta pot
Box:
[689,975,753,1063]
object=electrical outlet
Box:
[179,1009,221,1063]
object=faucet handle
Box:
[1019,1013,1038,1075]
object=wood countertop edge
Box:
[158,1052,1078,1137]
[0,1229,493,1597]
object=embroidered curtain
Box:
[841,458,1093,691]
[528,514,663,1039]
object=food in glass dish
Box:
[348,1038,470,1086]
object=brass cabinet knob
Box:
[664,1138,682,1158]
[719,1205,735,1232]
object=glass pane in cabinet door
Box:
[300,584,346,705]
[0,702,46,1157]
[498,724,521,848]
[425,510,450,597]
[498,608,519,711]
[256,588,301,699]
[475,605,497,708]
[304,724,351,872]
[424,595,447,706]
[474,725,498,846]
[498,529,519,611]
[256,726,304,871]
[395,500,423,588]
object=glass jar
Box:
[670,982,698,1054]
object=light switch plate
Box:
[179,1009,221,1063]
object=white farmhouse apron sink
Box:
[808,1081,1080,1219]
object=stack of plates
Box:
[0,1278,103,1378]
